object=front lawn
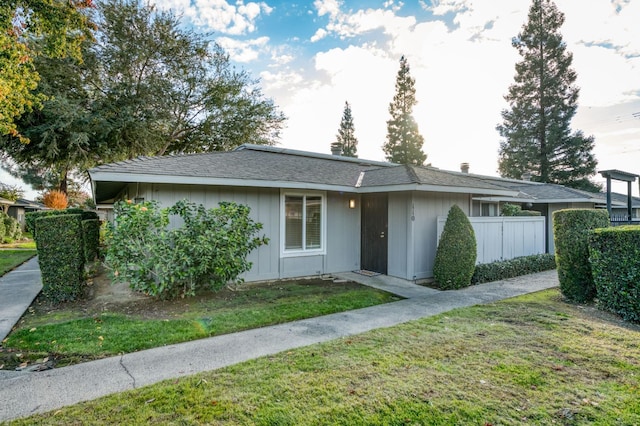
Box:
[2,278,401,369]
[11,288,640,425]
[0,249,36,276]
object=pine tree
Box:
[383,56,426,165]
[497,0,599,192]
[331,101,358,157]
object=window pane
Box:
[285,196,303,249]
[306,196,321,249]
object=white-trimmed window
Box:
[481,202,499,217]
[281,192,325,255]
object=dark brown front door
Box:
[361,193,388,274]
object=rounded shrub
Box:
[553,209,609,303]
[434,204,477,289]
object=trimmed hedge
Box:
[25,208,93,236]
[0,214,5,241]
[1,212,21,242]
[471,253,556,285]
[553,209,610,303]
[82,219,101,262]
[433,205,477,289]
[35,214,85,302]
[589,225,640,323]
[501,203,541,216]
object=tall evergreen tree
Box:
[331,101,358,157]
[497,0,599,192]
[383,56,426,165]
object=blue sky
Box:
[3,0,639,198]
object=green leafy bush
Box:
[589,226,640,323]
[501,203,541,216]
[1,212,22,242]
[104,199,268,299]
[35,214,85,302]
[471,254,556,285]
[553,209,610,303]
[0,214,5,242]
[501,203,521,216]
[433,205,477,289]
[82,219,101,262]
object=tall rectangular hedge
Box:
[26,208,95,236]
[553,209,610,303]
[35,214,85,302]
[589,225,640,323]
[82,219,101,262]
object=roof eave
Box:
[90,171,359,194]
[359,184,518,197]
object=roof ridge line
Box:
[236,144,395,168]
[405,165,421,184]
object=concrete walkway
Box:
[0,264,558,422]
[0,256,41,343]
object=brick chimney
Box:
[330,142,341,156]
[460,162,470,173]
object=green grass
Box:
[3,280,401,367]
[0,249,36,276]
[10,288,640,425]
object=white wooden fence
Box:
[437,216,546,264]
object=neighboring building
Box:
[7,199,47,230]
[89,144,632,282]
[0,197,14,214]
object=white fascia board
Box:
[358,184,518,197]
[526,198,605,204]
[473,195,619,205]
[90,172,358,193]
[473,196,536,202]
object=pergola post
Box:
[599,169,639,224]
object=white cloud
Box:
[311,28,328,43]
[314,0,342,19]
[216,36,269,62]
[314,6,417,41]
[262,0,640,180]
[427,0,470,16]
[154,0,271,35]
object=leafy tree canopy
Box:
[0,183,24,202]
[0,0,94,142]
[0,0,286,193]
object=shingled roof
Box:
[89,144,519,203]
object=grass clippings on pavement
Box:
[11,288,640,425]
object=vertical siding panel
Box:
[326,192,360,273]
[388,192,408,279]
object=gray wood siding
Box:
[410,192,470,280]
[326,193,361,273]
[388,192,410,279]
[387,191,469,280]
[280,256,325,279]
[126,183,281,281]
[123,183,361,281]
